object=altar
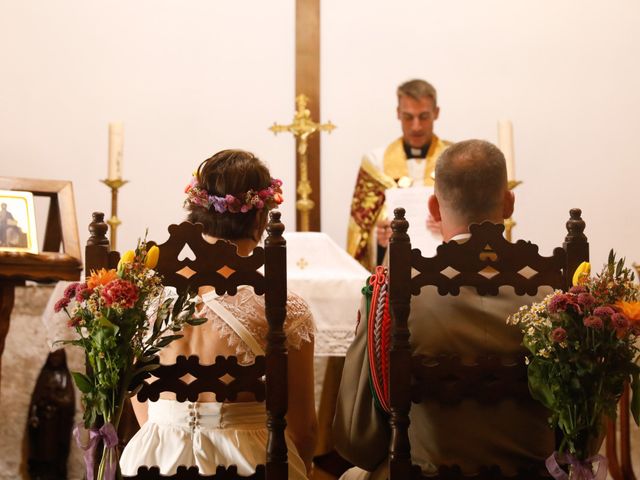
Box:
[285,231,369,356]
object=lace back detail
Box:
[199,288,314,365]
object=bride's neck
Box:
[203,235,258,256]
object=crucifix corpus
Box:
[270,94,336,232]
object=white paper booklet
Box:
[384,186,442,257]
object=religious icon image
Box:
[0,189,38,254]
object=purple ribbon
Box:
[73,423,119,480]
[546,451,608,480]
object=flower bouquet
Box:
[55,240,205,480]
[508,251,640,479]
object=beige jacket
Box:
[333,285,554,477]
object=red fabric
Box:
[367,266,391,413]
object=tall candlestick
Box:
[100,178,128,251]
[497,120,515,182]
[108,122,124,180]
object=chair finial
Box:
[266,210,285,247]
[390,208,409,244]
[88,212,109,246]
[565,208,587,243]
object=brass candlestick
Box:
[270,94,336,231]
[100,178,128,250]
[505,179,522,242]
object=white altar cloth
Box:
[284,232,369,356]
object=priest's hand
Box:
[426,215,442,239]
[376,219,392,248]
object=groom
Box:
[334,139,554,479]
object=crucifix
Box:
[270,94,335,231]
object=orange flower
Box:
[616,300,640,322]
[86,268,118,289]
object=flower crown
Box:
[184,175,283,214]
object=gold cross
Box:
[296,257,309,270]
[270,94,336,231]
[270,94,336,155]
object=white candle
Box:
[108,122,124,180]
[497,120,515,182]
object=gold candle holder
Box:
[505,179,522,242]
[100,178,128,250]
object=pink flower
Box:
[101,279,139,308]
[258,188,271,199]
[67,316,82,328]
[577,293,596,309]
[569,285,587,295]
[612,313,629,328]
[63,282,80,300]
[593,306,615,318]
[73,282,89,301]
[225,195,241,213]
[550,327,567,343]
[612,313,630,338]
[548,293,581,314]
[54,297,70,313]
[583,315,604,329]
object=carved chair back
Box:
[605,268,637,479]
[386,208,589,480]
[85,211,289,480]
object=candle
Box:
[108,122,124,180]
[497,120,515,182]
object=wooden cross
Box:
[286,0,323,231]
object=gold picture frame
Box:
[0,189,38,254]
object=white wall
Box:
[322,0,640,269]
[0,1,296,254]
[1,1,639,271]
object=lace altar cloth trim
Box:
[314,328,354,357]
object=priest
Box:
[346,79,451,270]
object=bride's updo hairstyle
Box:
[184,149,283,242]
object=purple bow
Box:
[73,423,119,480]
[546,451,608,480]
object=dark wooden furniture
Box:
[606,383,636,480]
[0,177,82,388]
[606,263,639,480]
[386,207,589,480]
[85,211,290,480]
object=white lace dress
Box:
[120,287,315,478]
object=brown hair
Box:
[397,79,438,107]
[185,149,272,241]
[434,140,507,223]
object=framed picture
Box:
[0,189,38,254]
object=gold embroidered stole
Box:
[382,135,450,186]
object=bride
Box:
[120,149,317,479]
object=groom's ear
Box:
[502,190,515,220]
[428,194,441,221]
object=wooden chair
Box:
[606,264,638,480]
[85,210,290,480]
[606,383,636,479]
[385,207,589,480]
